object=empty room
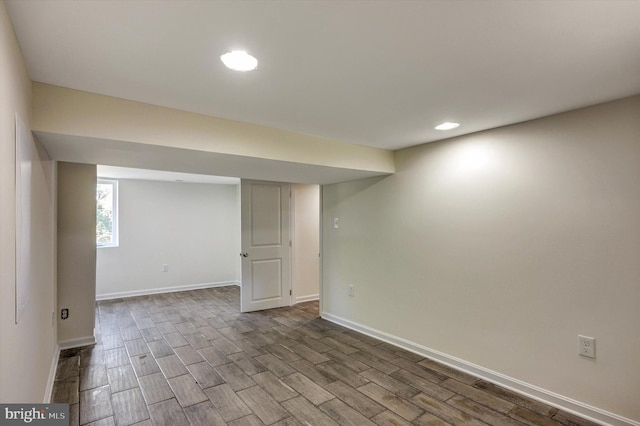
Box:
[1,1,639,426]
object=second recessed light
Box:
[435,122,460,130]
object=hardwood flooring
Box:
[52,286,599,426]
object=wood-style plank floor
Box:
[52,286,600,426]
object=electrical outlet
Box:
[348,285,354,297]
[578,335,595,359]
[333,217,340,229]
[61,308,69,320]
[162,264,169,272]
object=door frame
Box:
[289,184,321,308]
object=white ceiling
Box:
[6,0,640,151]
[97,165,240,185]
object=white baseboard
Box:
[44,344,60,403]
[58,335,97,350]
[321,311,639,426]
[96,281,240,301]
[296,294,319,304]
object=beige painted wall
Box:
[57,162,96,345]
[0,0,57,402]
[293,184,320,302]
[322,96,640,422]
[97,180,240,297]
[32,83,394,174]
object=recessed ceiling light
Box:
[220,50,258,72]
[435,122,460,130]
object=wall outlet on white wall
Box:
[578,335,595,358]
[348,285,354,297]
[162,264,169,272]
[333,217,340,229]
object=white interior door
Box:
[240,180,291,312]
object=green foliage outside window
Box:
[97,182,116,245]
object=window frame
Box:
[96,179,119,248]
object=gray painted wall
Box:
[322,96,640,422]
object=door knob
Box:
[240,252,249,257]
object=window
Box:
[96,179,118,247]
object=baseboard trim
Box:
[296,294,319,304]
[58,335,97,350]
[44,344,60,403]
[321,311,639,426]
[96,281,241,301]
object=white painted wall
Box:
[0,0,57,402]
[57,162,96,346]
[292,184,320,303]
[322,96,640,423]
[96,179,240,298]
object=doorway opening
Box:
[239,180,320,314]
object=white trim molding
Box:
[58,335,97,350]
[96,281,240,301]
[296,294,319,304]
[44,345,60,403]
[321,311,639,426]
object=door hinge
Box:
[289,290,292,296]
[289,241,292,247]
